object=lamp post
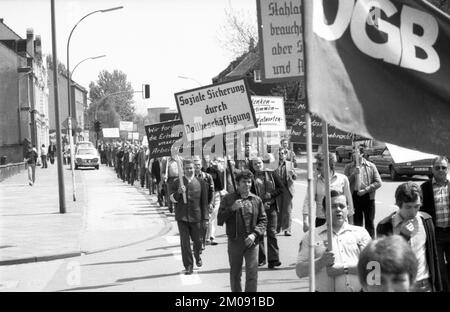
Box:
[66,6,123,201]
[177,75,202,87]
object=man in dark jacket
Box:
[420,156,450,291]
[251,157,284,269]
[170,159,209,275]
[377,182,442,292]
[218,170,267,292]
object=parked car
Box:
[368,148,433,181]
[335,145,353,162]
[76,141,95,152]
[75,147,100,170]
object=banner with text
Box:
[174,78,257,141]
[248,96,286,132]
[257,0,304,82]
[145,120,184,158]
[102,128,120,138]
[119,121,133,132]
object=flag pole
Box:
[305,111,315,292]
[321,120,335,291]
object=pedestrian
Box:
[358,235,419,292]
[303,152,354,232]
[48,142,56,165]
[275,149,297,236]
[420,156,450,291]
[344,146,382,238]
[170,159,209,275]
[235,142,253,172]
[377,182,443,292]
[206,156,228,245]
[162,156,180,213]
[40,144,48,168]
[296,190,371,292]
[138,146,147,188]
[280,138,296,165]
[251,157,284,269]
[193,155,215,250]
[24,145,38,186]
[218,170,267,292]
[151,157,163,205]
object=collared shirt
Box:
[392,212,430,281]
[432,178,450,228]
[302,172,354,219]
[344,158,382,200]
[297,223,371,292]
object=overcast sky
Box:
[1,0,257,114]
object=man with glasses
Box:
[421,156,450,291]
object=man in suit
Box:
[421,156,450,291]
[276,149,297,236]
[251,157,284,269]
[170,159,209,275]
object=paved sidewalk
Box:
[0,162,171,265]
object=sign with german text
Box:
[132,132,140,140]
[119,121,133,132]
[145,120,184,158]
[257,0,304,83]
[248,96,286,132]
[102,128,120,138]
[174,79,257,140]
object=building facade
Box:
[0,20,49,163]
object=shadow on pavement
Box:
[58,283,120,292]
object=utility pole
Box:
[50,0,66,213]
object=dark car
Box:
[335,145,353,162]
[368,148,433,181]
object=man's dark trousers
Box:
[177,221,202,269]
[258,206,279,264]
[352,192,375,238]
[436,227,450,291]
[228,238,258,292]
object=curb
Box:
[0,252,82,266]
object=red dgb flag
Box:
[304,0,450,155]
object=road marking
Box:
[179,271,202,285]
[172,250,182,261]
[293,218,302,225]
[375,201,383,204]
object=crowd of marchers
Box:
[297,146,450,292]
[94,139,450,292]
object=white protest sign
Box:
[119,121,133,132]
[174,79,257,140]
[257,0,304,82]
[248,96,286,132]
[127,132,133,140]
[102,128,120,138]
[132,132,140,140]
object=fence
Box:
[0,162,26,182]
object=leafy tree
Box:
[86,70,135,129]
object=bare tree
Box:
[216,7,258,58]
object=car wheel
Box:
[95,165,99,170]
[337,155,342,163]
[75,165,78,170]
[390,166,399,181]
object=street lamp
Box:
[70,55,106,80]
[177,75,202,87]
[66,6,123,202]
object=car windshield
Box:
[77,149,96,155]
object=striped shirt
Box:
[432,178,450,228]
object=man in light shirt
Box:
[303,152,354,232]
[377,182,442,292]
[296,190,371,292]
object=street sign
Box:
[174,78,257,141]
[119,121,133,132]
[62,117,78,130]
[257,0,304,82]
